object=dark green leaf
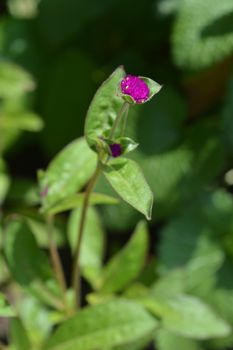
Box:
[4,218,61,308]
[103,158,153,220]
[45,300,158,350]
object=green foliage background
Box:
[0,0,233,349]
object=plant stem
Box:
[121,103,130,136]
[109,102,129,139]
[47,215,68,312]
[71,102,130,309]
[71,163,101,309]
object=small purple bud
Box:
[110,143,122,158]
[121,75,150,104]
[40,186,48,198]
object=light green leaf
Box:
[2,112,44,132]
[45,300,158,350]
[0,61,35,98]
[68,206,105,286]
[4,218,61,309]
[18,296,54,348]
[172,0,233,69]
[99,221,148,293]
[139,77,162,102]
[0,292,15,317]
[103,157,153,219]
[144,294,231,340]
[47,192,118,215]
[155,329,203,350]
[85,66,125,151]
[38,137,97,213]
[10,318,31,350]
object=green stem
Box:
[47,215,68,312]
[120,103,130,136]
[109,102,129,139]
[71,163,101,309]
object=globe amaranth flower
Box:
[120,75,150,104]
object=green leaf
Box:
[0,61,35,98]
[2,111,44,132]
[68,206,105,286]
[0,292,15,317]
[38,137,97,213]
[103,157,153,220]
[17,296,54,348]
[99,221,148,293]
[4,218,61,308]
[85,66,125,151]
[47,192,118,215]
[144,295,231,340]
[0,172,10,204]
[45,300,158,350]
[155,329,203,350]
[10,318,31,350]
[172,0,233,69]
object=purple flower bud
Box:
[110,143,122,158]
[121,75,150,104]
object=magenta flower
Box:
[120,75,150,104]
[110,143,122,158]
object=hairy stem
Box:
[47,215,68,312]
[71,163,101,309]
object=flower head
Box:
[120,75,150,104]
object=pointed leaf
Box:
[103,158,153,219]
[99,221,148,293]
[143,295,231,340]
[45,300,158,350]
[85,66,125,151]
[38,137,97,213]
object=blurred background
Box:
[0,0,233,348]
